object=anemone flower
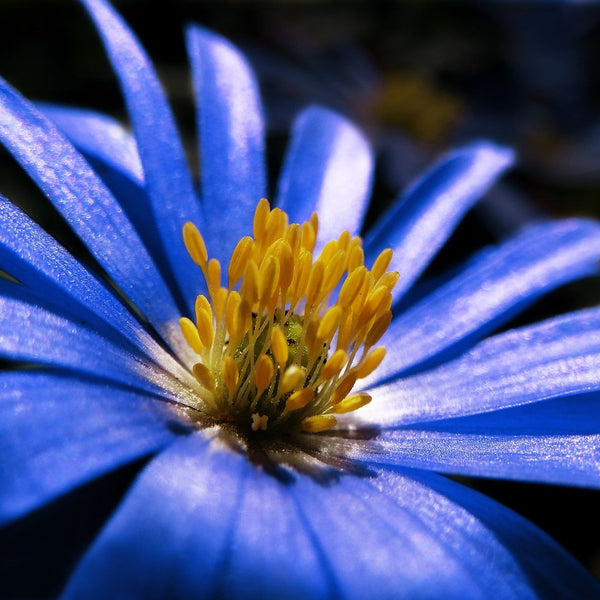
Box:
[1,0,600,598]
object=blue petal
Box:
[80,0,203,314]
[60,434,552,599]
[186,25,266,267]
[379,422,600,488]
[0,197,194,381]
[36,104,188,293]
[276,106,373,250]
[0,371,178,525]
[63,435,332,599]
[372,218,600,382]
[310,405,600,488]
[36,103,143,184]
[0,293,194,403]
[289,465,527,598]
[0,77,185,350]
[378,394,600,487]
[392,468,600,599]
[359,306,600,426]
[363,142,514,302]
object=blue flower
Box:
[1,0,600,597]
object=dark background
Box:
[1,0,600,596]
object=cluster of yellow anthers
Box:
[179,199,398,435]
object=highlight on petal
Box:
[62,435,332,599]
[363,141,514,302]
[377,393,600,487]
[370,421,600,488]
[276,106,373,251]
[0,294,195,405]
[0,372,178,525]
[0,76,187,352]
[358,306,600,428]
[186,25,266,266]
[37,103,144,184]
[372,218,600,382]
[37,103,188,293]
[386,468,600,599]
[61,434,554,599]
[80,0,203,314]
[0,197,194,385]
[291,466,526,599]
[309,392,600,488]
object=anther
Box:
[301,414,337,433]
[331,392,372,414]
[179,199,396,435]
[271,326,289,367]
[193,363,216,391]
[182,222,208,268]
[255,354,274,395]
[179,317,203,355]
[285,388,315,412]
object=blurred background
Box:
[1,0,600,596]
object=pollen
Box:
[179,198,397,435]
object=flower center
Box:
[179,199,398,435]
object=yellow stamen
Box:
[222,355,239,393]
[272,240,294,292]
[337,230,351,252]
[286,223,302,258]
[182,222,208,268]
[213,287,228,323]
[365,311,392,348]
[178,199,396,434]
[271,326,289,368]
[323,250,346,293]
[258,256,280,305]
[338,266,367,309]
[289,250,312,306]
[279,365,306,395]
[331,392,372,414]
[358,286,391,327]
[331,370,358,405]
[241,260,259,306]
[253,198,270,241]
[255,354,274,395]
[351,272,373,314]
[305,260,324,308]
[301,414,337,433]
[263,208,288,250]
[301,214,318,252]
[319,239,339,263]
[336,311,355,351]
[207,258,221,299]
[347,243,364,272]
[284,388,315,412]
[195,294,211,315]
[320,349,348,381]
[195,306,214,349]
[371,248,394,281]
[378,271,400,292]
[228,236,254,288]
[179,317,203,355]
[304,317,323,360]
[316,305,342,341]
[357,347,387,379]
[193,363,215,391]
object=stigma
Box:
[179,199,398,435]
